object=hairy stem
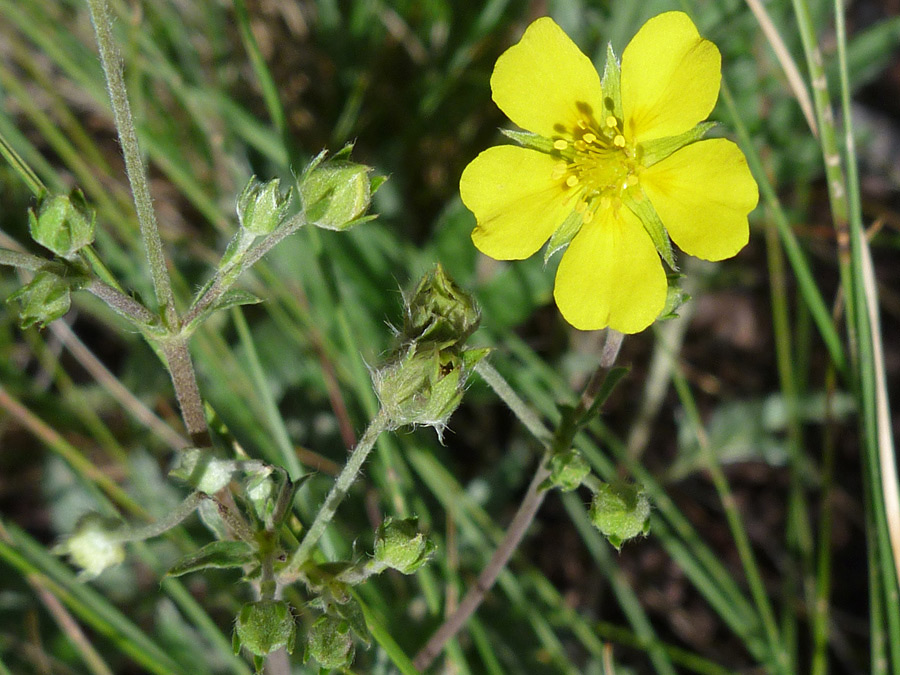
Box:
[284,410,389,575]
[0,248,47,271]
[86,0,176,324]
[161,340,209,447]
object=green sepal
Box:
[589,481,651,550]
[332,597,371,646]
[7,265,87,329]
[500,128,556,154]
[623,193,676,270]
[28,189,96,258]
[304,614,355,670]
[659,273,691,320]
[600,44,623,122]
[541,450,590,492]
[167,540,255,577]
[543,210,582,264]
[639,121,717,167]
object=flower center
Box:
[550,114,640,223]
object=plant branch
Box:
[160,340,210,447]
[284,410,389,576]
[86,280,160,326]
[86,0,176,324]
[413,330,624,670]
[0,248,47,271]
[183,212,307,328]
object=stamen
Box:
[613,135,626,148]
[605,116,618,128]
[573,140,587,152]
[582,132,597,144]
[574,200,587,213]
[582,209,595,224]
[566,175,579,188]
[551,162,567,180]
[553,139,569,150]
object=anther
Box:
[613,135,626,148]
[582,132,597,144]
[606,116,618,128]
[551,162,567,180]
[582,209,595,224]
[553,139,569,150]
[566,175,579,188]
[573,140,587,152]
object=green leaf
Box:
[167,540,255,577]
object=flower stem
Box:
[86,0,176,325]
[161,340,209,447]
[183,212,307,328]
[284,410,389,575]
[414,330,624,670]
[0,249,47,271]
[112,492,205,543]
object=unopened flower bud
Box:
[374,517,435,574]
[29,190,95,258]
[404,264,481,346]
[305,614,354,670]
[8,267,84,329]
[374,344,487,432]
[233,600,295,658]
[589,482,651,550]
[237,177,292,236]
[544,450,590,492]
[299,146,375,231]
[55,513,125,579]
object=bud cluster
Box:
[373,265,487,434]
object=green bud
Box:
[168,447,237,494]
[29,190,95,258]
[404,264,481,347]
[7,267,84,328]
[304,614,354,670]
[544,450,590,492]
[234,600,295,657]
[237,177,292,236]
[54,513,125,580]
[374,516,436,574]
[589,482,651,550]
[373,344,467,432]
[299,147,374,231]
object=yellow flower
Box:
[460,12,758,333]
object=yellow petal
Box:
[621,12,721,144]
[491,17,604,138]
[461,145,572,260]
[640,138,758,261]
[553,206,667,333]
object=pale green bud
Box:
[404,264,481,347]
[233,600,295,658]
[237,177,292,236]
[589,482,651,550]
[374,517,436,574]
[168,447,236,494]
[55,513,125,580]
[29,190,95,258]
[544,450,590,492]
[7,267,84,329]
[304,615,354,670]
[299,147,374,231]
